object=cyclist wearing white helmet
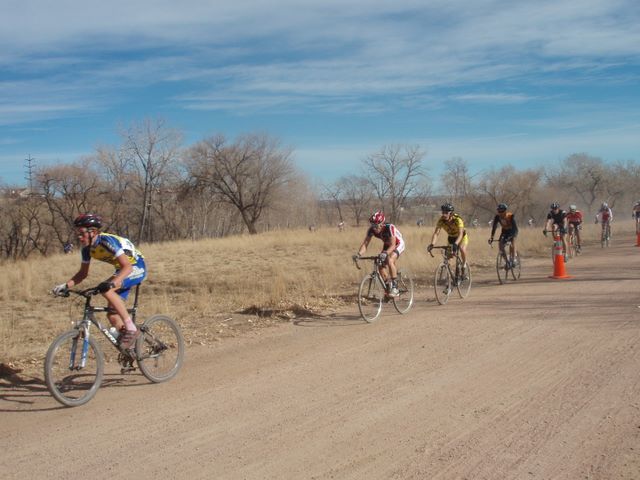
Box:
[595,202,613,225]
[566,205,583,253]
[51,213,147,350]
[355,211,405,297]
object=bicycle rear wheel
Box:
[496,252,508,284]
[457,262,472,298]
[44,330,104,407]
[136,315,184,383]
[434,264,452,305]
[392,269,414,314]
[358,274,384,322]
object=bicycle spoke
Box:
[392,269,414,314]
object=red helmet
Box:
[73,213,103,229]
[369,211,385,225]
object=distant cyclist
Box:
[355,211,405,297]
[488,203,518,266]
[543,203,568,261]
[427,203,469,272]
[595,202,613,232]
[632,201,640,232]
[566,204,583,253]
[52,214,147,350]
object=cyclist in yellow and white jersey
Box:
[52,214,147,349]
[427,203,469,269]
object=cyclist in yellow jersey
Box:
[51,214,147,349]
[427,203,469,269]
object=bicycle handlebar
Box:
[352,255,381,270]
[54,286,103,299]
[427,245,451,258]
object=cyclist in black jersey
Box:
[543,203,569,261]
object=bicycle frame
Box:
[67,285,141,366]
[353,255,390,293]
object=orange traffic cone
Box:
[549,234,572,279]
[635,232,640,246]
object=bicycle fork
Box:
[69,326,90,370]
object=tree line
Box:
[1,118,638,260]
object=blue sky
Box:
[1,0,639,186]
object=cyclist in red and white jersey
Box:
[595,202,613,225]
[566,205,583,253]
[356,211,405,297]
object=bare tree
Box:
[121,118,183,243]
[187,133,296,234]
[474,165,543,219]
[363,144,427,223]
[546,153,608,213]
[336,175,373,226]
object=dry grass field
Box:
[1,220,632,373]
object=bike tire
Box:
[457,262,472,298]
[136,315,185,383]
[510,253,521,280]
[496,252,508,284]
[568,235,576,258]
[358,274,384,322]
[434,263,452,305]
[44,330,104,407]
[392,269,414,314]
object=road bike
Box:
[545,228,567,262]
[567,224,581,257]
[491,239,521,284]
[600,221,611,248]
[428,246,471,305]
[353,255,414,322]
[45,285,184,407]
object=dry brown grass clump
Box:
[1,220,634,371]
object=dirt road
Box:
[2,233,639,479]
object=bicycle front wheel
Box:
[392,269,414,314]
[496,252,508,284]
[510,253,521,280]
[434,264,452,305]
[136,315,185,383]
[44,330,104,407]
[457,262,472,298]
[358,274,384,322]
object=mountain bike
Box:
[491,239,521,284]
[600,221,611,248]
[352,255,414,322]
[428,246,471,305]
[45,285,184,407]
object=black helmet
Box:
[497,203,508,212]
[441,203,454,213]
[73,213,103,229]
[550,202,560,210]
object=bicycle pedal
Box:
[120,366,137,374]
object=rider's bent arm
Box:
[430,227,441,245]
[111,254,133,289]
[68,262,90,288]
[490,216,499,238]
[357,235,371,256]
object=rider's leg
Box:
[103,290,132,331]
[388,252,398,281]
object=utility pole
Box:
[25,154,35,192]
